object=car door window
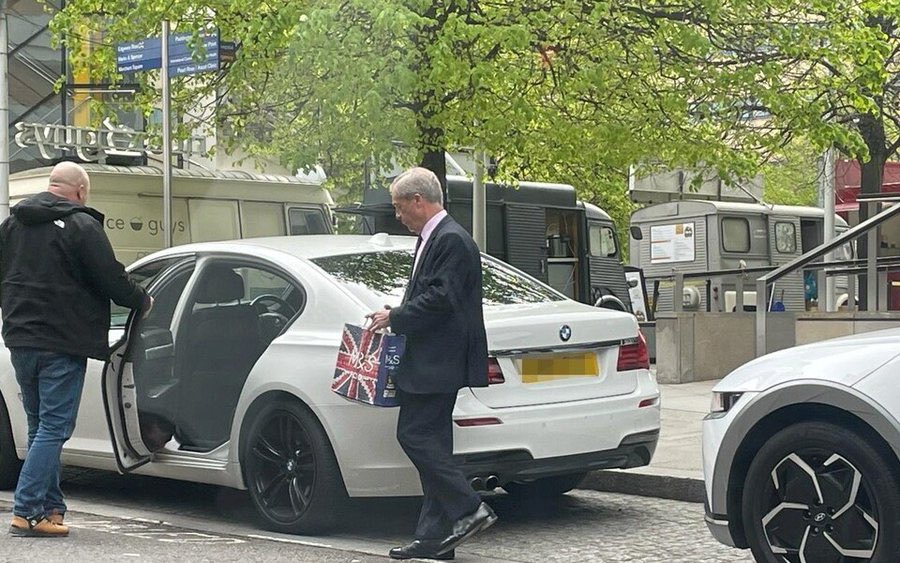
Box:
[110,257,189,328]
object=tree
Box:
[671,0,900,306]
[763,139,819,207]
[51,0,769,203]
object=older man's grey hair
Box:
[391,167,443,206]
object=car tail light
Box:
[617,331,650,371]
[487,357,505,384]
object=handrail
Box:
[755,199,900,356]
[10,96,94,162]
[9,25,50,58]
[648,266,775,280]
[10,90,58,126]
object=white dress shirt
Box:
[412,209,447,278]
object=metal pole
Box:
[823,148,836,311]
[472,148,486,251]
[867,200,877,310]
[0,0,10,222]
[756,279,767,356]
[848,273,856,311]
[673,272,684,313]
[161,20,172,248]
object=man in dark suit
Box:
[367,167,496,560]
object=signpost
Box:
[115,32,235,76]
[161,21,171,249]
[114,26,235,247]
[1,0,9,222]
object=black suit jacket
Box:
[389,215,489,394]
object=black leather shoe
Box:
[389,539,454,560]
[438,501,498,554]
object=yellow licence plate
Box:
[518,353,599,384]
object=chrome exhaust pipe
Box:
[469,476,485,491]
[484,475,499,490]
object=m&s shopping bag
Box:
[332,323,404,407]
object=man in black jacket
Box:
[0,162,150,537]
[367,167,495,560]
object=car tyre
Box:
[742,421,900,563]
[242,398,346,534]
[0,393,22,490]
[503,472,587,498]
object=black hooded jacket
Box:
[0,192,149,360]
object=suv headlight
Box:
[710,391,743,414]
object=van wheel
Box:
[242,399,346,535]
[0,393,22,490]
[742,421,900,562]
[503,472,587,498]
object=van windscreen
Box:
[722,217,751,253]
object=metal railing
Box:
[666,266,774,314]
[755,197,900,356]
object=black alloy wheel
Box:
[243,399,345,534]
[742,421,900,563]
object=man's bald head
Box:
[48,162,90,205]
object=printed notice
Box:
[625,270,649,322]
[650,222,695,264]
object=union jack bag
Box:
[332,323,404,407]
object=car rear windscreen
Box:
[312,250,564,306]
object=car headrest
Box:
[195,266,244,303]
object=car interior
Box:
[127,259,304,453]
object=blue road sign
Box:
[116,32,232,75]
[169,34,220,76]
[116,37,162,73]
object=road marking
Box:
[67,519,246,544]
[245,533,333,548]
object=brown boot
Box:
[9,515,69,537]
[47,512,64,525]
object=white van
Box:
[9,164,335,265]
[630,200,852,313]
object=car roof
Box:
[150,234,418,261]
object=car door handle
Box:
[145,343,175,361]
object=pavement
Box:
[579,372,717,504]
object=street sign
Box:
[113,25,237,248]
[116,38,162,73]
[168,33,220,76]
[115,32,235,75]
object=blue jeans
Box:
[9,347,86,519]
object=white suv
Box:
[702,328,900,562]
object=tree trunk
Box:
[417,114,448,203]
[855,114,888,310]
[419,149,447,197]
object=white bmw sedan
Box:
[703,329,900,562]
[0,235,659,534]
